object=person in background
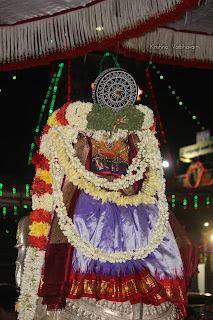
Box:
[0,284,18,320]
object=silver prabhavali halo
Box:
[92,67,138,112]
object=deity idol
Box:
[17,68,198,320]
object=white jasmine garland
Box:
[18,101,169,320]
[86,128,129,143]
[49,155,169,263]
[136,105,154,130]
[32,193,54,212]
[44,105,169,263]
[65,101,93,131]
[48,128,157,206]
[53,126,153,191]
[18,247,45,320]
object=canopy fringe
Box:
[0,0,198,67]
[121,27,213,63]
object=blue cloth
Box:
[72,191,184,280]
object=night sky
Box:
[0,52,212,184]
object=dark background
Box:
[0,52,212,184]
[0,51,213,287]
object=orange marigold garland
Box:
[42,124,51,135]
[28,198,52,250]
[35,125,51,148]
[35,135,42,148]
[29,150,53,251]
[18,105,70,319]
[56,102,70,126]
[29,209,52,225]
[32,153,50,171]
[28,235,48,250]
[27,111,60,253]
[31,178,53,196]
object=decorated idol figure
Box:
[17,68,198,320]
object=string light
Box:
[99,52,120,74]
[3,207,6,216]
[0,205,30,231]
[91,53,120,91]
[171,194,175,208]
[27,71,57,165]
[194,195,198,209]
[145,66,176,178]
[48,63,64,118]
[168,194,211,209]
[0,183,3,197]
[206,196,210,208]
[28,62,64,165]
[14,206,18,216]
[26,184,30,198]
[183,197,187,209]
[1,186,212,214]
[151,64,206,132]
[145,68,167,144]
[13,186,16,198]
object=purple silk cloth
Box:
[72,191,184,280]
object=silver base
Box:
[34,297,177,320]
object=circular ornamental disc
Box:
[92,68,137,112]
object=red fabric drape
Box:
[169,211,199,291]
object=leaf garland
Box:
[86,104,144,132]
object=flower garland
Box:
[18,101,169,320]
[86,129,129,144]
[31,177,53,196]
[48,129,157,206]
[55,126,148,191]
[17,247,45,320]
[39,101,156,194]
[46,126,169,263]
[18,108,65,320]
